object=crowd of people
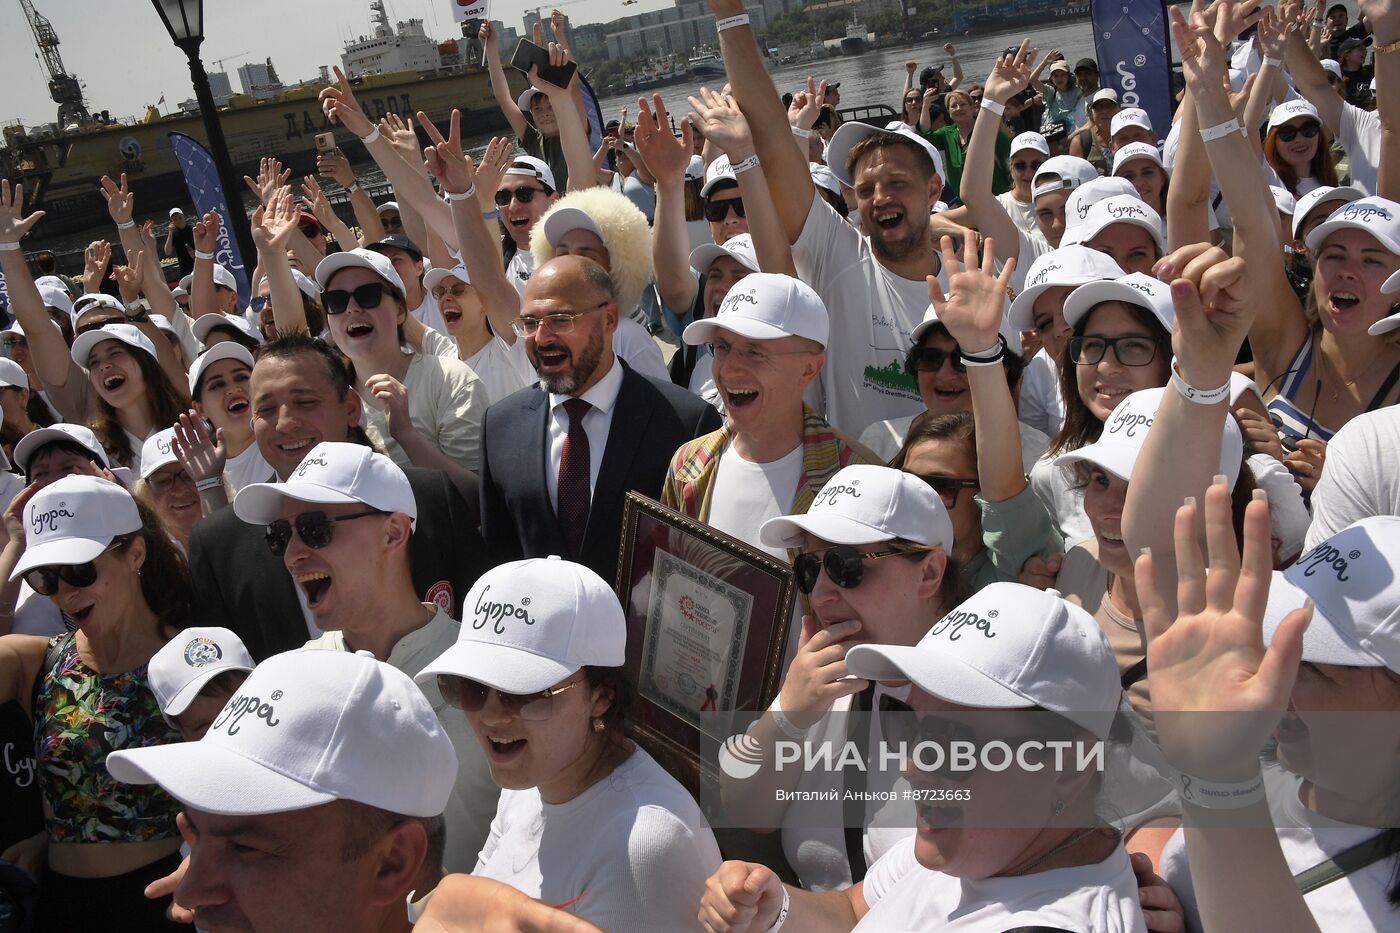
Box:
[0,0,1397,929]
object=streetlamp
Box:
[148,0,256,271]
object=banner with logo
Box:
[168,132,250,308]
[1090,0,1173,139]
[579,72,605,152]
[0,271,9,319]
[450,0,489,22]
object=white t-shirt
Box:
[507,248,534,299]
[463,333,534,406]
[1020,348,1065,438]
[473,747,722,933]
[687,349,723,412]
[612,317,669,382]
[707,442,803,561]
[791,190,950,436]
[998,190,1040,237]
[413,292,450,336]
[1336,102,1381,196]
[361,352,487,472]
[223,442,274,493]
[1306,406,1400,550]
[1030,452,1094,546]
[1160,761,1396,933]
[857,836,1147,931]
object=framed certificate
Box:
[616,492,796,792]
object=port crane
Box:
[18,0,90,126]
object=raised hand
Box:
[381,112,420,162]
[1360,0,1398,36]
[527,42,577,97]
[110,249,146,304]
[0,481,40,552]
[0,181,46,243]
[419,109,478,196]
[83,239,111,291]
[300,175,338,231]
[478,18,495,49]
[697,862,785,933]
[1135,482,1311,783]
[944,41,958,56]
[984,38,1038,103]
[317,149,356,188]
[171,410,227,485]
[634,95,693,185]
[789,76,827,130]
[193,209,222,254]
[472,136,514,202]
[243,157,291,208]
[1254,6,1291,60]
[551,8,570,49]
[687,87,755,160]
[319,66,375,138]
[1154,243,1253,388]
[99,173,134,226]
[927,234,1016,353]
[1172,0,1230,94]
[904,60,917,74]
[254,186,301,250]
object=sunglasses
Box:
[1276,121,1321,143]
[381,216,404,229]
[494,186,548,206]
[250,295,272,313]
[913,473,980,508]
[431,282,471,301]
[323,283,386,316]
[904,345,965,376]
[23,538,126,596]
[437,675,582,720]
[702,198,747,222]
[793,544,931,595]
[263,509,386,557]
[75,316,121,336]
[1068,334,1160,367]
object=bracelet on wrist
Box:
[195,476,225,492]
[0,242,20,252]
[481,207,501,220]
[446,184,477,202]
[1174,769,1265,809]
[1262,56,1283,68]
[791,126,814,140]
[1199,117,1243,142]
[1170,358,1231,405]
[979,97,1006,116]
[345,182,361,194]
[1378,37,1400,55]
[195,249,215,261]
[765,886,791,933]
[715,12,750,31]
[117,220,136,230]
[960,335,1007,368]
[360,126,381,145]
[731,154,760,174]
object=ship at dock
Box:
[1,0,525,241]
[952,0,1092,35]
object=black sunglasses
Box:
[904,345,965,376]
[793,544,930,595]
[1276,121,1321,143]
[1012,159,1045,172]
[494,186,549,206]
[913,473,980,508]
[702,197,747,222]
[323,283,387,316]
[23,538,127,596]
[75,315,122,336]
[250,295,272,313]
[264,510,386,557]
[436,675,582,720]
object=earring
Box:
[592,717,605,733]
[1053,800,1065,817]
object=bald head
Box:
[526,254,615,305]
[521,255,618,397]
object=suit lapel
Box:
[585,365,651,549]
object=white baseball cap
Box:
[1064,178,1141,230]
[1057,387,1244,489]
[14,423,114,474]
[210,264,238,291]
[35,275,70,295]
[517,85,545,113]
[685,155,705,180]
[139,428,181,481]
[188,341,256,398]
[108,649,459,818]
[37,285,74,318]
[760,464,954,551]
[234,441,417,528]
[313,247,406,294]
[824,120,946,188]
[504,155,557,192]
[1109,108,1152,138]
[1007,246,1125,332]
[1262,517,1400,673]
[169,207,185,217]
[1112,142,1164,176]
[149,314,177,337]
[540,206,602,248]
[1321,59,1343,78]
[416,556,626,695]
[375,201,400,215]
[1305,197,1400,254]
[845,583,1122,739]
[1090,87,1120,107]
[700,154,738,198]
[689,233,760,277]
[910,297,1019,349]
[423,264,472,294]
[1268,99,1321,131]
[148,627,255,724]
[810,162,843,198]
[1010,131,1050,157]
[1290,185,1364,239]
[1049,60,1072,75]
[1062,271,1177,332]
[1270,186,1298,217]
[1031,155,1098,200]
[11,475,141,579]
[71,293,124,325]
[682,272,829,348]
[1373,268,1400,334]
[1229,371,1265,406]
[170,286,189,300]
[0,358,27,390]
[192,312,263,348]
[1075,196,1167,254]
[70,323,158,369]
[290,269,322,300]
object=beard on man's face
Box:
[532,325,606,395]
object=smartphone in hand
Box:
[509,38,577,89]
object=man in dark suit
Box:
[480,256,721,586]
[188,332,489,660]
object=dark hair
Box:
[22,438,102,481]
[1264,123,1340,196]
[683,177,705,223]
[199,669,249,701]
[891,409,977,468]
[904,322,1026,390]
[339,801,446,870]
[583,665,636,747]
[89,347,188,469]
[253,331,378,451]
[125,496,192,632]
[34,252,57,274]
[846,133,936,184]
[813,105,838,130]
[1048,302,1171,456]
[204,324,261,353]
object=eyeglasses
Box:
[147,469,195,496]
[1068,334,1161,367]
[437,675,582,720]
[708,340,811,367]
[1012,159,1045,173]
[792,544,932,595]
[913,473,980,508]
[904,346,965,376]
[323,283,387,315]
[904,96,921,105]
[431,282,471,301]
[702,197,747,222]
[512,301,608,337]
[1276,121,1321,143]
[494,186,549,206]
[263,509,386,557]
[250,295,273,313]
[23,539,126,596]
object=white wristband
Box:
[195,249,215,261]
[1262,56,1283,68]
[117,220,136,230]
[767,701,808,740]
[1175,769,1265,809]
[715,13,750,31]
[446,184,477,202]
[791,126,814,140]
[195,475,225,492]
[979,97,1006,116]
[1199,117,1243,142]
[360,126,381,144]
[731,154,760,174]
[764,886,791,933]
[1171,359,1231,405]
[0,242,20,252]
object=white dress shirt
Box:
[545,357,625,514]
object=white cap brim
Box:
[688,243,758,277]
[107,742,337,816]
[759,511,895,550]
[423,267,471,292]
[1054,442,1136,484]
[1062,278,1172,331]
[416,639,577,696]
[11,535,111,580]
[232,482,363,525]
[189,342,256,398]
[541,207,602,248]
[845,643,1035,710]
[1262,574,1389,668]
[160,662,255,720]
[682,316,797,346]
[517,87,543,113]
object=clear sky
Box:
[1,0,671,128]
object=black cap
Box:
[827,82,841,90]
[1338,36,1372,54]
[364,234,423,263]
[1074,57,1099,72]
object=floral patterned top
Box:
[34,633,181,843]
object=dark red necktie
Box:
[556,397,593,556]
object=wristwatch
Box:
[124,300,149,322]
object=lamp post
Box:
[149,0,257,270]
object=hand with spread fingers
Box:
[419,110,479,196]
[171,409,227,486]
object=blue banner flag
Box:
[1090,0,1174,141]
[0,271,9,318]
[168,132,251,308]
[579,72,604,152]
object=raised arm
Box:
[1028,47,1057,96]
[110,247,189,399]
[0,182,72,389]
[301,176,359,252]
[902,60,917,103]
[1166,85,1214,249]
[480,21,530,139]
[706,0,813,245]
[380,113,434,249]
[421,114,525,345]
[946,43,966,90]
[251,191,311,335]
[1281,0,1345,133]
[317,150,384,244]
[1366,0,1399,199]
[1242,11,1292,162]
[530,50,596,193]
[635,95,700,314]
[242,158,322,272]
[960,42,1035,252]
